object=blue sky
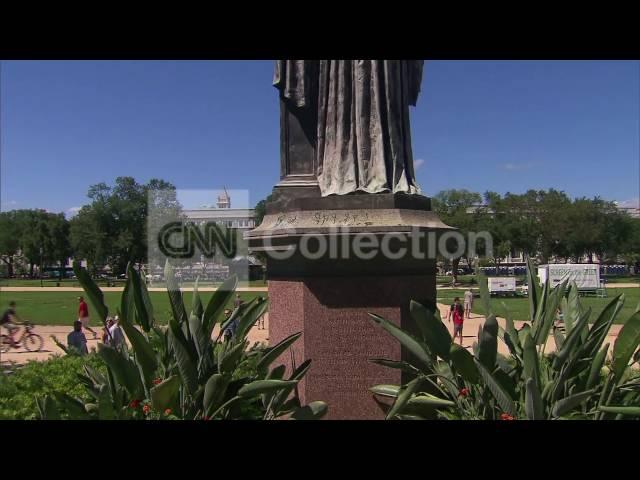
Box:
[1,60,638,215]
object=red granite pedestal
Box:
[268,274,436,420]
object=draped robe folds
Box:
[274,60,424,196]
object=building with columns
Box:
[182,188,256,230]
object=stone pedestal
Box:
[246,193,452,420]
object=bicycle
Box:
[0,322,44,353]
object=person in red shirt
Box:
[78,296,97,339]
[446,297,465,346]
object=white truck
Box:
[487,277,517,296]
[537,264,600,291]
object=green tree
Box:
[70,177,181,276]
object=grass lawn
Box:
[602,275,640,284]
[0,278,267,288]
[0,291,266,327]
[437,287,640,324]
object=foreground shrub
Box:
[37,261,326,420]
[369,258,640,420]
[0,354,105,419]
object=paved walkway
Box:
[1,304,622,366]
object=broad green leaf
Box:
[191,277,204,320]
[501,302,521,356]
[611,310,640,382]
[410,300,451,360]
[237,380,298,398]
[52,393,91,420]
[168,318,198,396]
[449,343,479,383]
[534,281,566,346]
[256,332,302,374]
[203,275,238,338]
[598,406,640,416]
[128,263,152,331]
[97,344,143,399]
[370,358,419,374]
[477,314,498,370]
[36,395,61,420]
[477,271,492,316]
[552,308,591,370]
[98,384,116,420]
[583,294,624,359]
[203,374,229,416]
[386,377,423,420]
[369,313,432,369]
[553,328,565,351]
[526,256,541,321]
[164,260,189,330]
[234,298,268,341]
[117,278,158,388]
[290,401,328,420]
[525,378,544,420]
[551,389,595,417]
[522,334,540,389]
[586,344,609,390]
[402,394,456,418]
[72,261,109,326]
[475,359,516,416]
[564,281,582,334]
[369,384,400,398]
[220,340,247,374]
[150,375,181,412]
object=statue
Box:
[274,60,424,197]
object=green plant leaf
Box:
[534,281,566,346]
[586,344,609,390]
[128,263,152,331]
[551,389,595,418]
[525,377,544,420]
[164,260,189,329]
[611,310,640,382]
[477,270,492,316]
[449,343,479,383]
[369,313,432,369]
[72,260,109,326]
[522,333,540,389]
[203,275,238,339]
[36,395,61,420]
[369,384,401,398]
[151,375,181,412]
[256,332,302,374]
[51,392,91,420]
[220,340,247,374]
[290,401,328,420]
[117,279,158,388]
[97,344,144,399]
[237,380,298,398]
[98,384,116,420]
[234,298,268,341]
[526,256,541,321]
[598,406,640,416]
[475,359,516,416]
[477,314,498,370]
[167,318,198,396]
[410,300,451,360]
[386,377,423,420]
[370,358,419,374]
[552,307,591,370]
[203,373,229,417]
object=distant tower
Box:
[217,187,231,209]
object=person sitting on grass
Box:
[67,320,88,355]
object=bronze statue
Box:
[274,60,424,196]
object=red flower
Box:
[153,378,162,385]
[129,399,141,409]
[143,404,151,414]
[164,408,172,416]
[500,413,515,421]
[458,388,470,397]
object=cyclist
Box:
[1,301,24,344]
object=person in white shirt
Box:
[463,289,474,319]
[108,315,126,350]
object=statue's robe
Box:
[274,60,424,196]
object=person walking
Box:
[463,288,474,319]
[77,296,97,339]
[108,315,126,350]
[446,297,465,346]
[67,320,88,355]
